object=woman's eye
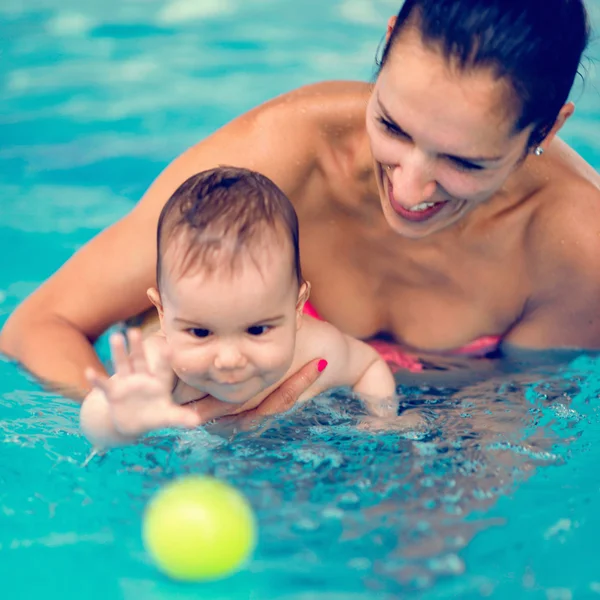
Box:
[448,157,484,173]
[189,328,211,338]
[376,115,485,173]
[377,116,408,139]
[247,325,270,336]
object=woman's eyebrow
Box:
[377,95,504,164]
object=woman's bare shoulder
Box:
[270,80,371,131]
[149,81,370,203]
[197,80,371,146]
[532,139,600,235]
[526,138,600,284]
[268,80,371,107]
[549,137,600,187]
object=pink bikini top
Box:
[303,300,502,373]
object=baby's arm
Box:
[80,329,200,448]
[297,318,396,417]
[314,328,429,430]
[291,317,428,429]
[335,335,429,429]
[340,335,398,417]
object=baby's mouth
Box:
[212,377,248,386]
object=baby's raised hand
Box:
[85,329,200,438]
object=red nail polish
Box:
[317,359,328,372]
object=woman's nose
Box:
[387,156,437,209]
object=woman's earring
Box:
[534,146,544,156]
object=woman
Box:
[1,0,598,420]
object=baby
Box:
[80,166,406,447]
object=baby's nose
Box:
[213,343,246,370]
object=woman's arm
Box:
[0,88,324,398]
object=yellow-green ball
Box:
[143,476,257,581]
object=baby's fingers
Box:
[164,406,202,430]
[109,333,131,376]
[127,328,149,374]
[153,344,174,385]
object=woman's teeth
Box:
[408,201,437,212]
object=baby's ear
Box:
[147,287,165,327]
[295,281,311,328]
[296,280,311,310]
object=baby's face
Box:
[157,243,304,404]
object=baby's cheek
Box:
[257,343,295,377]
[170,347,208,376]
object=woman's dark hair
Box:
[377,0,591,148]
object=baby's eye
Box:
[247,325,271,336]
[189,328,211,338]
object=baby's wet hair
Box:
[156,166,302,287]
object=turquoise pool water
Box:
[2,1,600,597]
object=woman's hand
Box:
[188,358,328,429]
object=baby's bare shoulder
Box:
[291,316,377,393]
[293,316,348,364]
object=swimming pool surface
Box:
[2,1,600,597]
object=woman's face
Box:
[366,27,533,239]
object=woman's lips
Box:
[386,178,447,223]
